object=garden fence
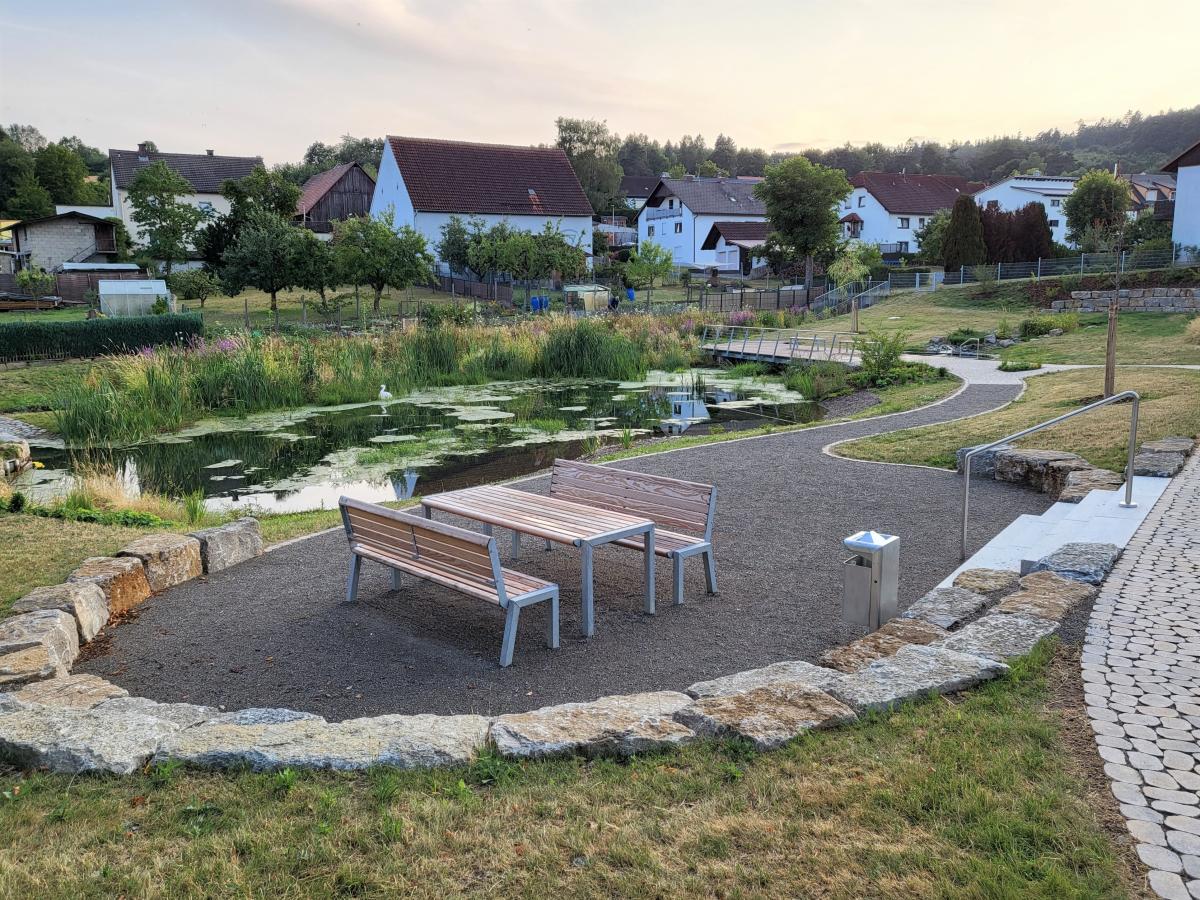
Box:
[913,245,1192,289]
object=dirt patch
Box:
[1047,643,1153,898]
[821,390,881,418]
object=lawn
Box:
[835,367,1200,471]
[0,641,1144,898]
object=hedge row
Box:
[0,314,203,361]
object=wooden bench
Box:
[339,497,559,667]
[549,459,716,605]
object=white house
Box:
[108,144,263,246]
[971,175,1077,247]
[699,221,769,274]
[1164,138,1200,256]
[370,136,594,269]
[839,172,984,256]
[635,176,766,268]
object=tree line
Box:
[0,124,111,219]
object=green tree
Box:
[696,159,726,178]
[466,221,514,286]
[166,268,220,309]
[1063,170,1129,246]
[34,143,88,204]
[333,211,434,314]
[222,166,302,219]
[666,163,687,179]
[15,267,55,301]
[555,117,623,214]
[754,156,850,290]
[6,173,54,219]
[625,239,674,303]
[0,139,36,213]
[1012,202,1054,262]
[914,208,951,264]
[220,208,305,327]
[436,215,476,275]
[711,134,738,174]
[5,123,47,152]
[941,195,987,271]
[126,161,205,273]
[294,230,339,302]
[827,243,881,288]
[57,136,108,176]
[735,147,768,177]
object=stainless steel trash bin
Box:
[842,530,899,631]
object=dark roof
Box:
[838,212,864,224]
[620,176,660,199]
[385,136,592,216]
[645,177,766,216]
[109,148,263,192]
[297,162,375,215]
[850,172,985,214]
[3,211,114,230]
[1163,138,1200,174]
[700,220,771,250]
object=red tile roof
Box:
[386,136,592,217]
[838,212,864,224]
[298,162,373,215]
[850,172,985,214]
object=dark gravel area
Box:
[76,382,1054,719]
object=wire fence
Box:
[914,245,1192,289]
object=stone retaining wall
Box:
[1051,288,1200,313]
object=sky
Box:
[1,0,1197,166]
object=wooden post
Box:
[243,296,249,330]
[851,298,860,334]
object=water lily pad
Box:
[368,434,418,443]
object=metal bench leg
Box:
[545,539,553,552]
[703,549,718,594]
[511,530,520,559]
[422,505,432,519]
[346,555,362,603]
[672,554,685,605]
[499,603,520,668]
[548,592,560,649]
[644,529,656,616]
[482,523,493,536]
[391,568,401,591]
[581,543,595,637]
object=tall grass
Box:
[52,316,711,445]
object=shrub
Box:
[785,361,848,401]
[0,314,202,361]
[1019,312,1080,339]
[537,319,643,380]
[1186,317,1200,346]
[945,327,985,346]
[419,303,475,328]
[999,358,1043,371]
[855,330,909,387]
[7,491,26,513]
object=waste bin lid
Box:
[843,530,899,552]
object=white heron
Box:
[378,384,393,401]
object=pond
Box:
[19,370,821,513]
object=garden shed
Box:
[98,279,173,317]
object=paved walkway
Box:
[1083,453,1200,899]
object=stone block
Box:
[952,568,1021,596]
[0,610,80,686]
[1029,542,1120,585]
[189,518,263,573]
[820,619,946,673]
[68,556,152,615]
[1044,458,1098,497]
[900,586,990,630]
[686,660,842,699]
[1140,437,1194,456]
[675,684,856,751]
[9,582,110,643]
[96,697,217,729]
[956,444,1013,479]
[0,704,181,774]
[117,534,202,592]
[1058,467,1124,503]
[996,571,1097,622]
[995,449,1087,493]
[1133,450,1187,478]
[6,674,126,710]
[826,645,1008,713]
[157,711,489,771]
[935,612,1058,663]
[490,691,695,759]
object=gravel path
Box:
[77,376,1053,719]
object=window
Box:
[857,196,864,207]
[898,217,910,229]
[668,199,675,209]
[1050,198,1061,207]
[197,201,214,215]
[918,218,926,228]
[898,241,909,253]
[986,200,999,210]
[674,221,682,233]
[647,225,655,237]
[1048,219,1060,228]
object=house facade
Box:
[636,176,766,268]
[5,212,119,272]
[296,162,376,237]
[971,175,1077,246]
[839,172,985,255]
[370,136,593,269]
[109,144,263,246]
[1164,139,1200,256]
[700,221,769,274]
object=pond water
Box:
[20,370,821,513]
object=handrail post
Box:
[1121,396,1139,509]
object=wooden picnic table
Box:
[420,484,655,637]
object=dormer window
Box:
[857,196,864,207]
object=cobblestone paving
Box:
[1084,453,1200,900]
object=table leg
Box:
[512,530,520,559]
[644,528,656,616]
[581,543,595,638]
[422,505,432,520]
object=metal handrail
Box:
[960,390,1140,560]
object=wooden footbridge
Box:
[701,326,866,367]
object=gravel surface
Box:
[76,381,1054,719]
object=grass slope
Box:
[836,367,1200,471]
[0,642,1142,899]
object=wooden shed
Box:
[296,162,376,235]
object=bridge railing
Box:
[701,325,867,365]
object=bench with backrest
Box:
[339,497,559,667]
[549,459,716,605]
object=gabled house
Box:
[370,136,594,269]
[4,211,119,273]
[109,143,263,246]
[700,221,770,274]
[971,175,1077,246]
[1164,138,1200,256]
[1121,172,1176,215]
[840,172,985,255]
[620,175,660,213]
[296,162,376,237]
[636,176,766,267]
